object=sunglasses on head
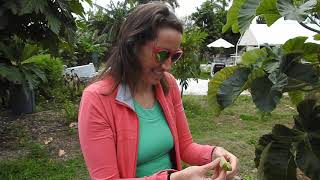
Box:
[152,45,183,64]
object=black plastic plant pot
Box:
[10,85,35,115]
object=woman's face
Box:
[138,27,182,86]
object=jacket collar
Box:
[115,82,135,111]
[115,82,164,112]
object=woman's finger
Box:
[202,158,220,171]
[211,164,220,179]
[215,170,227,180]
[226,154,238,178]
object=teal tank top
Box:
[133,100,174,177]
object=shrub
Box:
[63,100,78,125]
[34,55,64,100]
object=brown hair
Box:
[97,2,183,95]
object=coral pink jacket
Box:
[78,73,215,180]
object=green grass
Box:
[198,70,211,79]
[0,143,89,180]
[0,95,296,179]
[183,95,296,179]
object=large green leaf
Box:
[268,71,288,91]
[294,99,320,133]
[303,42,320,63]
[0,42,16,63]
[243,68,266,89]
[256,124,306,180]
[21,68,39,90]
[22,54,51,64]
[208,66,239,115]
[279,52,318,85]
[277,0,317,22]
[255,133,273,168]
[281,37,320,63]
[272,124,304,142]
[20,0,48,14]
[296,142,320,179]
[69,0,85,17]
[293,99,320,179]
[25,64,47,83]
[288,90,305,106]
[262,46,282,73]
[314,34,320,41]
[263,59,280,73]
[84,0,93,5]
[238,0,261,34]
[255,124,303,167]
[282,37,320,62]
[45,11,62,35]
[282,36,308,54]
[0,64,23,84]
[285,62,318,84]
[20,44,39,62]
[240,48,268,67]
[256,0,281,26]
[265,45,282,60]
[251,76,283,112]
[217,67,251,108]
[222,0,246,33]
[257,141,297,180]
[279,53,302,72]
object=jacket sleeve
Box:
[167,74,215,166]
[78,90,176,180]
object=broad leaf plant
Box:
[208,0,320,179]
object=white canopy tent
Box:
[236,19,320,57]
[207,38,235,76]
[207,38,234,48]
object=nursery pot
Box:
[10,85,35,114]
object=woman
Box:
[78,2,238,180]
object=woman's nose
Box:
[161,58,172,71]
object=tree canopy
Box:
[0,0,91,53]
[190,0,239,58]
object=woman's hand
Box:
[211,146,238,180]
[170,158,227,180]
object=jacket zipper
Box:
[115,100,139,177]
[133,113,139,177]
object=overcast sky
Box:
[82,0,207,18]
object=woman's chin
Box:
[151,79,161,85]
[147,77,162,85]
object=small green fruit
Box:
[219,157,232,171]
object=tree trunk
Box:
[180,84,184,97]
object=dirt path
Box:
[0,110,81,160]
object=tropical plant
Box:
[0,36,54,113]
[88,1,134,45]
[87,0,179,46]
[208,0,320,179]
[60,27,108,66]
[32,55,64,100]
[63,100,78,125]
[0,0,91,53]
[126,0,179,8]
[0,36,48,95]
[172,27,208,96]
